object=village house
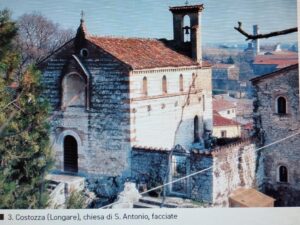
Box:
[39,3,258,207]
[251,63,300,206]
[212,97,237,120]
[212,63,240,96]
[212,111,241,138]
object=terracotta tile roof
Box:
[254,52,298,69]
[213,98,236,112]
[213,111,240,127]
[242,122,253,130]
[87,36,201,70]
[229,188,275,207]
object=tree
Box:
[0,10,53,209]
[15,12,74,66]
[226,56,234,64]
[0,9,19,80]
[234,22,297,40]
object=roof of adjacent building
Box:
[251,63,299,83]
[229,188,275,207]
[87,36,208,70]
[242,122,253,130]
[253,52,298,69]
[213,97,236,112]
[213,111,240,127]
[212,64,235,69]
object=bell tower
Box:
[169,4,204,64]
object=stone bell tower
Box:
[169,4,204,64]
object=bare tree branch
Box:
[234,21,298,40]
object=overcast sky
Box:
[0,0,298,45]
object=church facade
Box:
[39,4,257,206]
[39,4,212,196]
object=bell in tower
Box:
[169,4,204,64]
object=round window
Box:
[80,48,89,58]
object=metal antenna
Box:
[80,10,85,22]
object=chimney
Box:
[169,4,204,65]
[253,25,260,55]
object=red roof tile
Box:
[242,122,253,130]
[213,98,236,112]
[254,52,298,69]
[213,111,240,126]
[87,36,201,70]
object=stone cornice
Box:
[131,66,209,75]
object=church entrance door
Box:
[64,135,78,173]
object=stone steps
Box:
[140,196,178,208]
[134,196,206,208]
[46,180,60,192]
[134,202,160,208]
[133,196,179,208]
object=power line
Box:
[100,130,300,208]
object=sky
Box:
[0,0,298,45]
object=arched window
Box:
[183,15,191,42]
[179,74,184,92]
[194,116,199,142]
[278,165,288,183]
[277,96,287,114]
[162,75,167,94]
[62,73,86,109]
[142,76,148,96]
[191,73,196,88]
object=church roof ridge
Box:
[86,35,201,70]
[88,35,158,41]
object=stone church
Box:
[39,4,257,206]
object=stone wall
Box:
[131,140,256,207]
[41,40,131,178]
[190,140,256,206]
[211,140,256,206]
[190,153,213,203]
[131,148,169,191]
[252,65,300,206]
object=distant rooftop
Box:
[254,51,298,69]
[213,97,236,112]
[213,111,240,127]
